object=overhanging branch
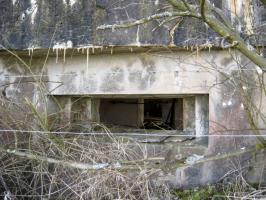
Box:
[198,0,266,70]
[167,0,188,11]
[97,0,266,70]
[97,11,198,30]
[200,0,206,21]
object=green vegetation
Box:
[172,185,225,200]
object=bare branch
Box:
[167,0,188,11]
[180,0,192,11]
[197,0,266,70]
[97,11,198,30]
[221,39,239,49]
[3,148,112,170]
[200,0,206,21]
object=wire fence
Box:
[0,129,265,137]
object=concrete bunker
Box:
[55,95,209,143]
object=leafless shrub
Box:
[0,96,173,199]
[0,131,173,199]
[219,157,266,200]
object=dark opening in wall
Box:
[99,98,184,131]
[144,100,162,119]
[52,95,209,146]
[143,99,183,130]
[99,99,141,127]
[53,95,208,141]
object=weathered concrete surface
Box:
[1,48,265,189]
[46,51,217,95]
[0,0,266,190]
[195,95,209,144]
[173,149,266,188]
[1,49,265,141]
[0,0,265,50]
[183,97,195,132]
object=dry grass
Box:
[0,132,173,199]
[0,96,174,199]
